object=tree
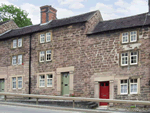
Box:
[0,4,32,27]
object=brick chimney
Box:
[40,5,57,24]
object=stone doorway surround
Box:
[94,72,115,106]
[56,66,74,95]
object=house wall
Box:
[0,20,18,34]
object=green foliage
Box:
[0,4,32,27]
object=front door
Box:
[61,73,69,95]
[99,81,109,106]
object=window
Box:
[130,31,137,42]
[12,56,17,65]
[39,51,45,62]
[18,38,22,47]
[13,40,17,48]
[130,79,138,94]
[39,75,45,87]
[130,52,138,65]
[18,55,22,65]
[121,53,128,66]
[12,77,16,89]
[122,32,128,43]
[46,50,51,61]
[40,34,45,43]
[18,77,22,89]
[120,80,128,94]
[46,32,51,42]
[47,74,53,87]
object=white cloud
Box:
[90,0,148,21]
[0,0,13,5]
[58,0,85,9]
[20,3,40,25]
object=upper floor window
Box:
[13,40,17,48]
[13,38,22,48]
[18,38,22,47]
[122,32,128,43]
[12,56,17,65]
[39,51,45,62]
[122,31,137,44]
[40,34,45,43]
[46,50,51,61]
[121,51,138,66]
[46,32,51,42]
[130,31,137,42]
[12,55,23,65]
[18,55,22,65]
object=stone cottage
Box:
[0,3,150,107]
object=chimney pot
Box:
[40,5,57,24]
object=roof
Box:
[0,20,9,25]
[0,10,97,40]
[88,13,150,35]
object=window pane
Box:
[130,31,137,42]
[18,38,22,47]
[130,52,138,64]
[12,77,16,88]
[39,75,45,87]
[40,51,45,62]
[12,56,17,65]
[13,40,17,48]
[18,55,22,65]
[40,34,45,43]
[46,50,51,61]
[18,77,22,88]
[46,32,51,42]
[121,53,128,65]
[122,32,128,43]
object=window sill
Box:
[121,41,138,45]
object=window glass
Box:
[40,51,45,62]
[18,55,22,65]
[12,77,16,89]
[130,79,138,94]
[18,77,22,89]
[47,74,53,87]
[39,75,45,87]
[122,32,128,43]
[40,34,45,43]
[13,40,17,48]
[12,56,17,65]
[46,32,51,42]
[18,38,22,47]
[130,52,138,65]
[46,50,51,61]
[120,79,128,94]
[130,31,137,42]
[121,53,128,65]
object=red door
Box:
[99,81,109,106]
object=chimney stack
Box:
[40,5,57,24]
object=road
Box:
[0,105,83,113]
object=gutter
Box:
[29,34,32,96]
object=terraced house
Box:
[0,3,150,107]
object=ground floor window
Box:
[12,76,23,89]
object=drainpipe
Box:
[29,34,32,96]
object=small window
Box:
[18,38,22,47]
[39,51,45,62]
[18,77,22,89]
[39,75,45,87]
[130,79,138,94]
[40,34,45,43]
[101,83,104,86]
[12,56,17,65]
[18,55,22,65]
[46,32,51,42]
[121,53,128,66]
[47,74,53,87]
[130,31,137,42]
[12,77,16,89]
[46,50,51,61]
[130,51,138,65]
[13,40,17,48]
[120,79,128,94]
[122,32,128,43]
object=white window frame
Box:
[18,77,22,89]
[122,32,129,43]
[12,77,16,89]
[40,34,45,43]
[130,79,138,94]
[46,50,51,61]
[39,75,45,87]
[39,51,45,62]
[47,74,53,87]
[12,56,17,65]
[46,32,51,42]
[18,55,22,65]
[130,31,137,42]
[130,51,138,65]
[121,53,128,66]
[13,39,17,48]
[120,79,128,95]
[18,38,22,47]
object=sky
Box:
[0,0,149,25]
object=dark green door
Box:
[0,79,4,92]
[62,73,69,95]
